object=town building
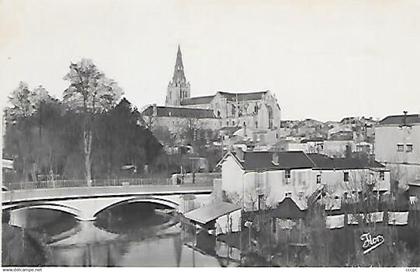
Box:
[375,112,420,188]
[216,150,390,212]
[142,46,282,144]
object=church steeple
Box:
[166,45,191,106]
[172,45,186,85]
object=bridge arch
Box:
[4,202,82,227]
[4,202,81,218]
[92,196,179,218]
[3,195,181,222]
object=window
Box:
[379,171,385,181]
[316,174,321,184]
[255,121,258,128]
[397,144,404,152]
[258,194,264,211]
[285,192,292,198]
[344,192,348,199]
[406,144,413,153]
[285,169,291,179]
[344,172,349,182]
[272,218,277,233]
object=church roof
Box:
[179,90,270,106]
[142,105,217,119]
[217,90,269,101]
[180,95,215,105]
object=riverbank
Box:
[2,223,48,266]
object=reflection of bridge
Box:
[2,183,213,221]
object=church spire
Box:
[165,44,191,106]
[172,44,186,85]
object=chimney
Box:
[152,104,157,116]
[403,111,408,126]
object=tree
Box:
[92,98,163,179]
[3,82,56,182]
[5,82,36,123]
[63,59,123,184]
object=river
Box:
[8,203,233,267]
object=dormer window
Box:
[272,153,279,165]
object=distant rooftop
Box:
[379,114,420,125]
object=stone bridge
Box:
[2,184,213,222]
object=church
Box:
[142,46,282,145]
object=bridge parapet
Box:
[4,177,213,191]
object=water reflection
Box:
[34,202,223,266]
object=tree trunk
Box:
[84,129,93,185]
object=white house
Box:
[218,150,390,212]
[375,113,420,188]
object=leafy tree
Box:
[92,98,163,178]
[5,81,36,122]
[63,59,123,184]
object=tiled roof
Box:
[180,95,215,105]
[307,153,385,170]
[142,105,217,119]
[218,91,269,101]
[379,114,420,125]
[183,202,241,224]
[239,151,315,170]
[229,151,386,171]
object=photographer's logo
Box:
[360,232,384,254]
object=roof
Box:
[270,197,307,217]
[142,105,217,119]
[183,202,241,225]
[217,90,269,102]
[379,114,420,125]
[300,137,325,143]
[240,151,315,171]
[307,153,385,170]
[180,95,215,106]
[2,159,13,170]
[221,151,386,172]
[408,180,420,187]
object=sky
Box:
[1,0,420,121]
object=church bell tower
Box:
[165,45,191,106]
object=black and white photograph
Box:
[1,0,420,268]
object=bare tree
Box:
[63,59,123,184]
